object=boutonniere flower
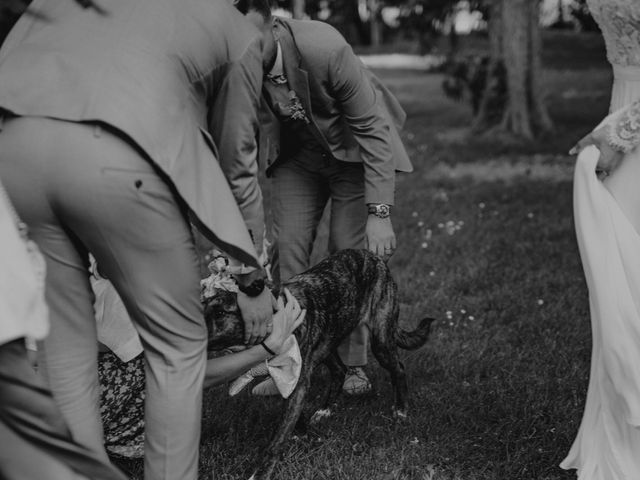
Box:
[200,253,238,301]
[287,90,310,124]
[200,238,273,302]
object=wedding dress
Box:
[561,0,640,478]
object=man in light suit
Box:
[237,0,413,394]
[0,177,126,480]
[0,0,273,478]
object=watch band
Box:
[367,203,391,219]
[237,277,266,297]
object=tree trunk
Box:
[292,0,305,20]
[501,0,534,137]
[529,1,554,131]
[473,0,553,138]
[471,0,503,131]
[368,0,382,47]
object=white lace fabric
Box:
[607,99,640,152]
[588,0,640,152]
[588,0,640,68]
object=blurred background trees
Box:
[0,0,598,140]
[471,0,552,138]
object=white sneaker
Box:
[342,366,372,395]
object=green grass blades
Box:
[113,31,607,480]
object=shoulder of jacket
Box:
[205,2,263,60]
[277,18,349,55]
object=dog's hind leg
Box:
[370,333,408,418]
[368,281,410,418]
[251,361,315,480]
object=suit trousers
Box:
[0,339,127,480]
[271,150,368,366]
[0,116,206,480]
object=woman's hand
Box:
[570,124,624,175]
[262,288,306,354]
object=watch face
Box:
[369,204,390,218]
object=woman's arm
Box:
[203,289,305,389]
[570,99,640,173]
[204,343,271,389]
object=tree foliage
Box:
[570,0,599,32]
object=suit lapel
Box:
[274,19,331,151]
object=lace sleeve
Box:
[607,99,640,153]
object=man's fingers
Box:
[244,322,251,344]
[270,292,278,311]
[256,321,267,343]
[366,234,376,254]
[250,321,260,345]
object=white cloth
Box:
[91,277,143,363]
[561,6,640,477]
[0,180,48,345]
[89,256,142,362]
[228,334,302,399]
[561,146,640,479]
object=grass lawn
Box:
[115,33,612,480]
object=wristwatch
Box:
[237,277,266,297]
[367,203,391,219]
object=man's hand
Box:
[570,124,624,176]
[365,216,396,260]
[237,287,277,345]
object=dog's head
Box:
[203,289,245,352]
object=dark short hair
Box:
[234,0,272,19]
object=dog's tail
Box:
[395,317,434,350]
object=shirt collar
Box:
[269,41,284,77]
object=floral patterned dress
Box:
[99,351,146,458]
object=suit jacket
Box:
[259,17,413,206]
[0,0,264,267]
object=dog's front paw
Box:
[310,408,333,425]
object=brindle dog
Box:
[204,249,434,480]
